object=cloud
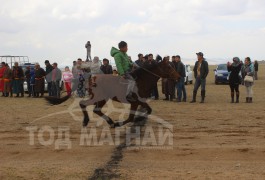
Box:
[1,0,265,66]
[116,22,160,37]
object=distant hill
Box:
[258,60,265,64]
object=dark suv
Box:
[214,64,229,84]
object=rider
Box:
[110,41,136,102]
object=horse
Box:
[45,60,180,128]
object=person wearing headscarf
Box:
[241,57,254,103]
[91,56,102,74]
[227,57,242,103]
[90,56,102,86]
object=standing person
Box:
[51,63,62,98]
[227,57,242,103]
[72,61,77,73]
[254,60,259,80]
[3,64,13,97]
[34,63,46,98]
[91,56,102,75]
[190,52,209,103]
[242,57,254,103]
[100,58,113,74]
[24,66,32,97]
[29,67,36,97]
[171,56,176,63]
[72,58,84,95]
[175,55,187,102]
[62,66,73,96]
[147,54,159,100]
[90,56,102,86]
[12,62,24,97]
[171,56,176,99]
[110,41,136,102]
[71,60,78,93]
[45,60,53,96]
[135,53,145,67]
[162,56,175,101]
[0,62,6,96]
[85,41,92,61]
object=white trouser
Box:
[124,73,135,96]
[245,86,253,97]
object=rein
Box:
[139,66,162,79]
[137,63,178,80]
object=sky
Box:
[1,0,265,66]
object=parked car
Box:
[184,64,193,85]
[214,64,229,84]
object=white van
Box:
[184,64,193,85]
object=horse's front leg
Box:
[114,103,139,127]
[93,100,115,128]
[80,100,89,127]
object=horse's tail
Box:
[45,95,71,105]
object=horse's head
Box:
[156,60,181,80]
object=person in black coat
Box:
[45,60,53,96]
[174,55,187,102]
[227,57,242,103]
[100,59,113,74]
[135,53,145,67]
[254,60,259,80]
[24,66,32,97]
[190,52,209,103]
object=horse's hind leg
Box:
[139,102,152,115]
[80,100,89,127]
[93,100,115,128]
[114,103,139,127]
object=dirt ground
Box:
[1,64,265,179]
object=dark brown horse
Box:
[46,60,180,127]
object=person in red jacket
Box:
[0,62,6,96]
